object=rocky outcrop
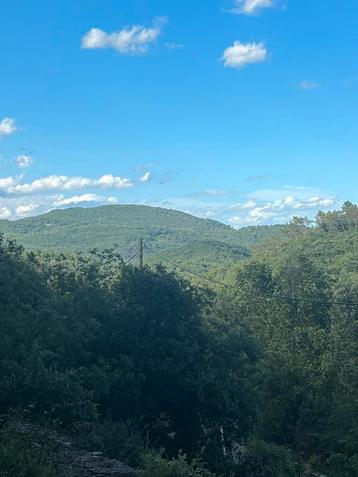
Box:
[57,449,135,476]
[0,417,136,476]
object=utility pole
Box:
[139,238,144,269]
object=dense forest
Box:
[0,203,357,476]
[0,204,286,286]
[0,204,285,255]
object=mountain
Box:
[0,205,285,264]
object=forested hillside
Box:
[0,203,357,476]
[0,204,284,258]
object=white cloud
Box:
[231,0,274,15]
[222,41,267,68]
[0,170,337,227]
[139,172,151,183]
[53,194,118,208]
[0,118,17,137]
[107,196,119,204]
[305,196,334,207]
[15,204,38,216]
[240,200,257,209]
[247,186,331,202]
[0,206,11,218]
[54,194,101,206]
[0,174,133,195]
[81,18,165,55]
[16,155,33,169]
[299,80,319,90]
[95,174,133,189]
[0,176,18,190]
[143,188,336,227]
[0,191,336,223]
[0,170,138,219]
[229,195,336,226]
[0,166,137,219]
[0,192,122,220]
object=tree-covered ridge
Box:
[317,201,358,232]
[0,204,285,258]
[252,201,358,279]
[0,203,357,476]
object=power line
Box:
[139,238,144,269]
[125,240,144,267]
[144,245,238,289]
[124,251,140,265]
[144,245,358,309]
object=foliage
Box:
[317,201,358,232]
[233,439,302,477]
[0,203,357,475]
[138,451,217,477]
[325,453,358,477]
[0,204,285,272]
[0,432,58,477]
[0,231,257,472]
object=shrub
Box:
[138,451,217,477]
[0,433,58,477]
[326,453,358,477]
[233,438,302,477]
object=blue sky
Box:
[1,0,357,226]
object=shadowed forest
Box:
[0,203,357,476]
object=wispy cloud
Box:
[0,118,17,137]
[157,170,181,185]
[81,17,166,55]
[202,189,228,196]
[230,0,274,15]
[222,41,267,68]
[138,172,151,183]
[165,42,183,50]
[299,80,319,90]
[16,154,33,169]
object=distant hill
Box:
[146,239,251,281]
[0,205,286,266]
